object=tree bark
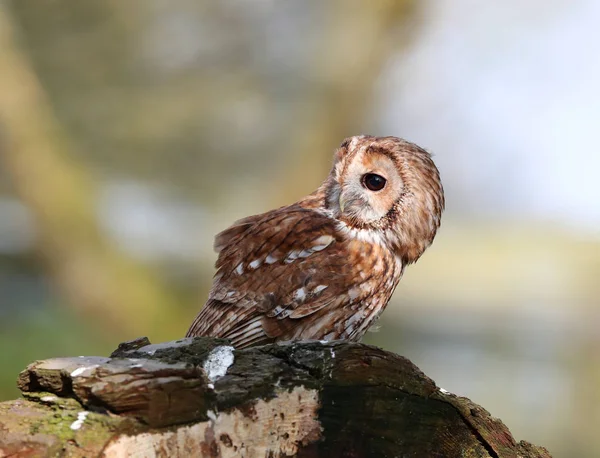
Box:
[1,337,552,457]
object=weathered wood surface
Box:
[0,337,552,457]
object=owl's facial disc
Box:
[332,147,404,227]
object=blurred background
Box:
[0,1,598,456]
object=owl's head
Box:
[324,135,444,264]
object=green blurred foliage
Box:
[0,305,113,401]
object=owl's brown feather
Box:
[186,135,444,348]
[187,205,399,347]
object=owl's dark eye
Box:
[362,173,387,191]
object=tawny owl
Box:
[186,135,444,348]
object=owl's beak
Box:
[338,194,346,213]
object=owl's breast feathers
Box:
[186,204,403,348]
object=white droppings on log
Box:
[70,365,98,377]
[102,386,322,458]
[70,411,89,430]
[203,346,235,382]
[206,410,217,423]
[70,367,86,377]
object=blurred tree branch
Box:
[271,0,417,204]
[0,5,183,340]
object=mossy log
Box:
[0,337,551,457]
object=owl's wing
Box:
[213,213,265,254]
[186,205,377,348]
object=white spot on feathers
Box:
[265,254,278,264]
[249,259,262,269]
[270,305,286,317]
[285,250,300,263]
[311,235,334,251]
[348,287,360,300]
[293,288,307,301]
[235,263,244,275]
[313,285,328,294]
